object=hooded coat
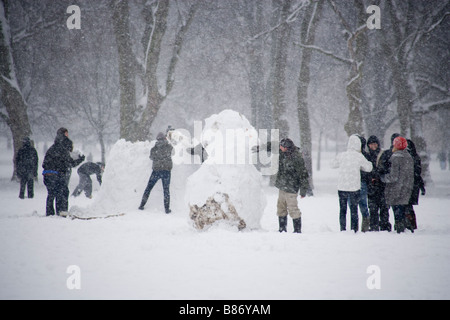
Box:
[333,135,373,192]
[381,149,414,206]
[16,138,38,179]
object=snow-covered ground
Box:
[0,137,449,300]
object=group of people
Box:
[15,127,426,233]
[15,127,104,216]
[333,133,425,234]
[257,132,425,234]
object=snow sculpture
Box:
[69,129,195,218]
[185,109,266,230]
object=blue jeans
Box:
[44,174,69,216]
[339,190,360,231]
[140,170,171,212]
[359,181,369,218]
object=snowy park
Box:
[1,114,449,299]
[1,0,449,302]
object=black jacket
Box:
[275,147,310,196]
[407,139,425,205]
[43,134,84,175]
[78,162,103,184]
[16,140,39,179]
[150,139,173,171]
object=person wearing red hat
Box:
[380,136,415,233]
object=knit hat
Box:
[280,138,294,149]
[156,132,166,140]
[367,135,379,146]
[393,136,407,150]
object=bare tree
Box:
[296,0,324,193]
[111,0,198,142]
[0,0,32,180]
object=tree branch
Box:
[294,41,353,65]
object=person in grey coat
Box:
[139,132,174,213]
[381,136,414,233]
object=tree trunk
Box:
[297,0,324,193]
[343,0,367,136]
[110,0,137,141]
[271,0,292,137]
[0,0,32,180]
[243,0,265,130]
[112,1,197,142]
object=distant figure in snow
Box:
[16,137,39,199]
[72,162,105,198]
[42,128,85,216]
[332,134,373,232]
[380,136,414,233]
[275,138,310,233]
[437,151,446,170]
[139,132,174,213]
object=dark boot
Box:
[395,219,406,233]
[361,217,370,232]
[278,216,287,232]
[293,217,302,233]
[139,195,149,210]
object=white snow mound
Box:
[185,109,266,230]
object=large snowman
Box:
[185,109,267,230]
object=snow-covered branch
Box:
[294,41,352,65]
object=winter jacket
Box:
[275,147,310,196]
[376,133,400,177]
[381,149,414,206]
[367,144,383,196]
[150,138,174,171]
[78,162,103,184]
[42,134,84,175]
[16,139,39,179]
[407,139,425,205]
[332,135,373,192]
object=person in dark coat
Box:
[366,135,387,231]
[72,162,104,198]
[275,138,310,233]
[139,132,174,213]
[405,139,426,231]
[381,136,415,233]
[374,133,401,231]
[42,128,85,216]
[16,137,39,199]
